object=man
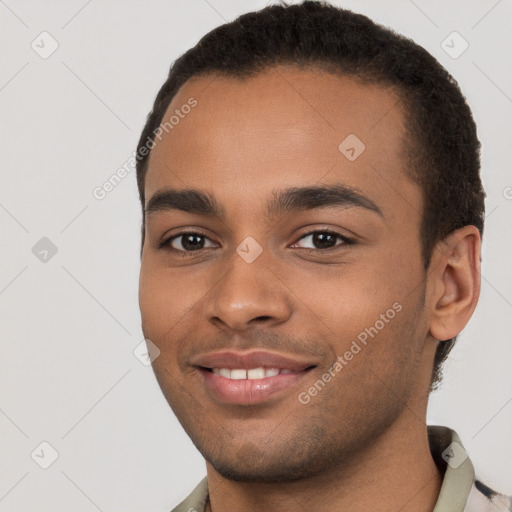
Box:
[135,1,511,511]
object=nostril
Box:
[254,316,272,322]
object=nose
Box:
[203,248,293,332]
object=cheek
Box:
[139,262,206,337]
[138,266,195,393]
[285,247,423,362]
[287,259,410,332]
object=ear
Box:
[428,225,481,341]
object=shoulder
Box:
[464,478,512,512]
[169,476,209,512]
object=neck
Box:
[205,412,441,512]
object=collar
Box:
[428,425,474,511]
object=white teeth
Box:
[247,367,266,379]
[219,368,231,378]
[230,369,247,380]
[211,367,285,379]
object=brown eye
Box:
[291,230,354,250]
[162,232,217,252]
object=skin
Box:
[138,65,481,512]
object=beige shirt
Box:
[170,426,511,512]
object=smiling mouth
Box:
[190,349,320,405]
[202,366,316,380]
[197,365,317,405]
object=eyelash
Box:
[158,229,355,256]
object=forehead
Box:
[145,65,420,221]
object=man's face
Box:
[139,66,435,482]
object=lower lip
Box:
[197,368,313,405]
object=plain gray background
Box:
[1,0,511,510]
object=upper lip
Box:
[190,350,318,371]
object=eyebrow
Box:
[144,184,383,219]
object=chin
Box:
[209,459,320,483]
[203,440,331,484]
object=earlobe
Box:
[429,226,481,341]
